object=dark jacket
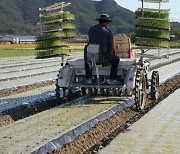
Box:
[88,23,113,54]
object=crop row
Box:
[0,63,60,75]
[136,28,170,39]
[135,38,169,48]
[135,10,169,19]
[0,69,59,82]
[0,57,62,69]
[45,12,75,22]
[136,19,170,30]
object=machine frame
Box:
[55,34,159,111]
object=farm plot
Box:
[0,50,180,114]
[0,58,62,74]
[0,53,82,91]
[0,97,124,153]
[0,49,179,92]
[0,61,180,154]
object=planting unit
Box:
[36,2,76,58]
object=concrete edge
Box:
[149,56,180,70]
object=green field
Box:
[0,49,36,57]
[0,47,84,58]
[0,43,85,58]
[0,42,179,58]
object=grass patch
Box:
[0,43,85,57]
[0,49,36,57]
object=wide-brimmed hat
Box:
[96,14,112,22]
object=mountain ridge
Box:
[0,0,135,35]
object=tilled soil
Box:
[52,75,180,154]
[0,115,13,127]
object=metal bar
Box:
[40,3,71,12]
[140,0,144,64]
[137,8,170,12]
[69,83,124,89]
[37,19,63,25]
[39,2,65,11]
[40,11,64,17]
[136,16,169,21]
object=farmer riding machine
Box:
[55,34,160,111]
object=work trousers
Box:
[85,53,119,80]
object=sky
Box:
[115,0,180,22]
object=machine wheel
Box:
[55,82,72,103]
[145,72,149,89]
[135,68,146,111]
[151,71,160,100]
[55,78,61,99]
[81,87,87,95]
[87,88,93,95]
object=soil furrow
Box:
[52,75,180,154]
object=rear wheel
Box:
[135,68,146,111]
[55,78,61,99]
[55,78,72,103]
[151,71,160,100]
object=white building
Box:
[0,35,37,44]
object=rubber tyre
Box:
[151,71,160,100]
[135,68,147,111]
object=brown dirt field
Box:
[0,44,36,49]
[0,115,14,127]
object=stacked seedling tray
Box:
[36,2,76,58]
[135,0,170,49]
